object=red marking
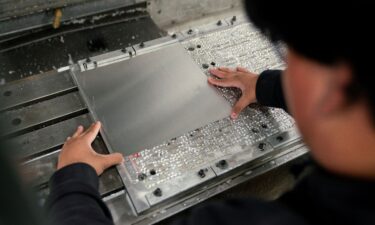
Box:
[131,152,140,158]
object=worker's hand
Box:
[57,121,124,175]
[208,67,259,119]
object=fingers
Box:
[209,69,228,78]
[231,96,250,119]
[72,125,84,138]
[208,76,239,88]
[98,153,124,174]
[236,67,250,73]
[83,121,101,143]
[218,67,235,73]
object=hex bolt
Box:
[138,173,147,181]
[198,169,206,178]
[153,188,162,197]
[258,143,266,151]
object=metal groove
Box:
[21,138,124,196]
[5,114,92,160]
[0,13,150,53]
[0,71,77,112]
[0,92,87,138]
[0,86,79,113]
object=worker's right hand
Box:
[57,121,124,175]
[208,67,259,119]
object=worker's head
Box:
[245,1,375,177]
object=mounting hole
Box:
[276,136,284,142]
[197,44,201,48]
[153,188,162,197]
[261,124,268,129]
[251,128,259,133]
[188,47,195,51]
[202,63,209,69]
[150,169,156,175]
[216,160,228,169]
[3,90,12,97]
[12,118,21,126]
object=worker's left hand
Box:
[208,67,259,119]
[57,121,124,175]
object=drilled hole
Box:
[188,47,195,51]
[3,90,12,97]
[202,63,209,69]
[12,118,21,126]
[276,136,284,142]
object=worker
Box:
[46,1,375,225]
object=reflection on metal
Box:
[73,42,232,156]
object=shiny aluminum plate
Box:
[73,43,232,156]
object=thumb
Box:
[99,153,124,172]
[231,96,249,119]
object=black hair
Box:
[245,1,375,124]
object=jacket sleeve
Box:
[45,163,114,225]
[256,70,288,112]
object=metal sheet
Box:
[74,43,231,156]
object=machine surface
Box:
[0,2,309,224]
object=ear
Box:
[318,63,352,115]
